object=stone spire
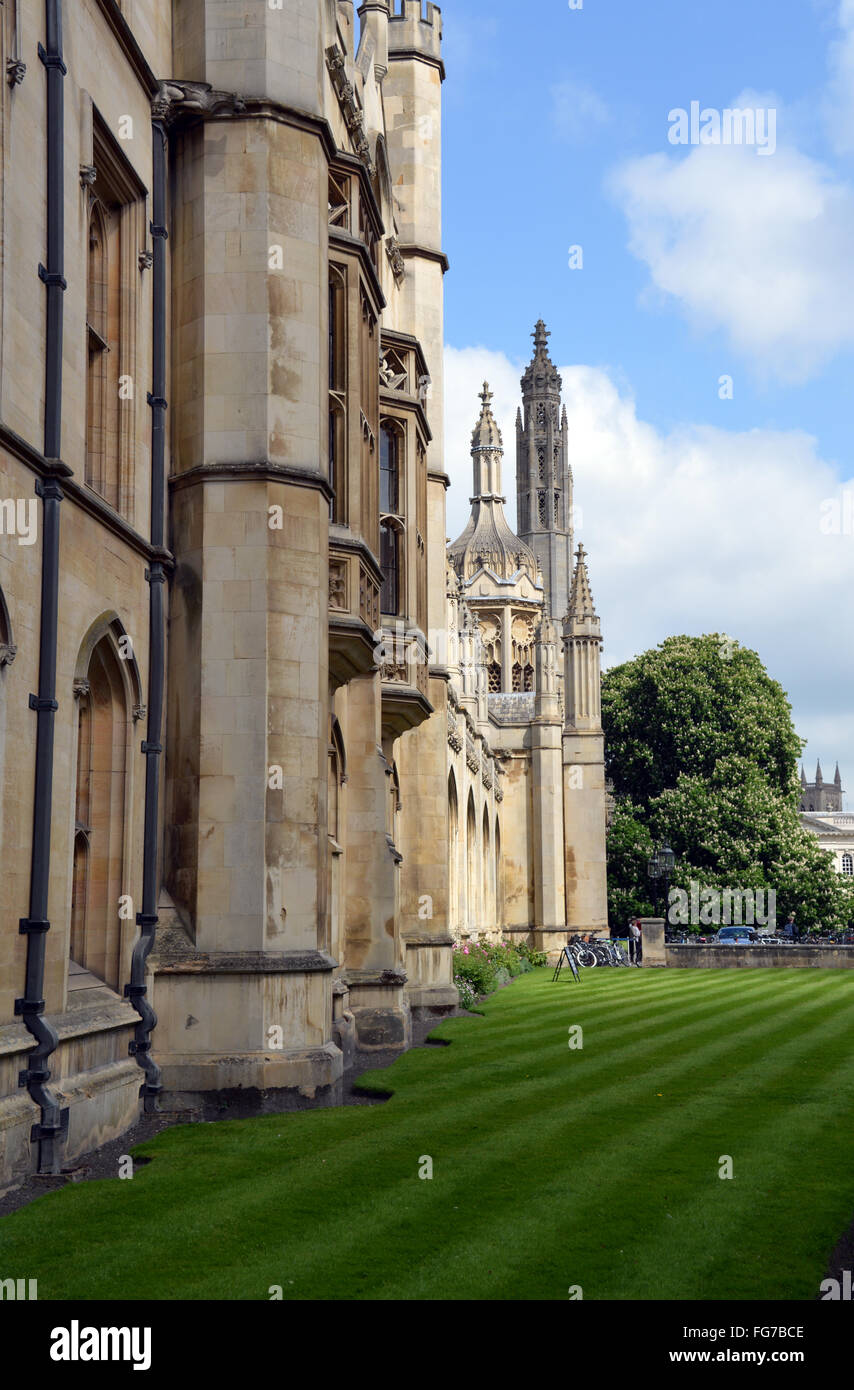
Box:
[515,320,574,621]
[563,545,602,731]
[470,382,503,493]
[448,384,538,584]
[834,762,842,788]
[815,760,824,786]
[567,543,597,625]
[800,765,807,787]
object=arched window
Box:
[482,805,491,927]
[842,854,853,877]
[380,519,401,615]
[83,115,145,519]
[512,662,534,692]
[0,587,13,873]
[466,791,478,930]
[70,633,130,990]
[380,422,400,516]
[327,715,346,960]
[448,771,459,933]
[86,200,110,499]
[329,264,347,522]
[0,585,14,666]
[494,816,502,926]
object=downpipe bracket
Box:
[37,263,67,290]
[28,694,58,712]
[36,42,67,74]
[30,1110,69,1145]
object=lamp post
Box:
[647,846,663,916]
[647,843,676,921]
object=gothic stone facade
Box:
[0,1,606,1191]
[446,337,608,954]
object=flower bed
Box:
[452,938,547,1009]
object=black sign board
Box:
[552,944,582,983]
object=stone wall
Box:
[666,945,854,969]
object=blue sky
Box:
[438,0,854,806]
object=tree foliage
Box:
[602,635,853,930]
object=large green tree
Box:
[602,635,853,931]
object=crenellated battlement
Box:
[388,1,443,63]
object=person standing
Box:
[783,911,799,943]
[628,918,641,966]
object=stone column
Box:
[531,621,566,953]
[155,13,342,1102]
[341,672,409,1049]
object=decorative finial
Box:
[479,381,493,408]
[532,320,550,351]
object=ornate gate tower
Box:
[515,321,574,621]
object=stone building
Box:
[800,763,854,878]
[0,0,606,1191]
[445,333,608,953]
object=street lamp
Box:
[647,843,676,920]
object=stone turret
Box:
[357,2,390,78]
[388,1,443,67]
[516,320,574,621]
[563,544,601,732]
[448,384,538,585]
[562,545,607,933]
[800,760,844,813]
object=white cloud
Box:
[551,80,610,143]
[445,344,854,801]
[826,0,854,154]
[609,130,854,384]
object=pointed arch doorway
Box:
[71,633,130,991]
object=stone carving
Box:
[329,558,348,611]
[386,236,406,283]
[447,707,463,753]
[465,732,480,774]
[151,81,246,126]
[325,47,374,174]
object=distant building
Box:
[445,341,609,955]
[800,763,854,878]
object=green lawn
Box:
[3,967,854,1300]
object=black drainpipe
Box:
[16,0,69,1174]
[123,113,167,1108]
